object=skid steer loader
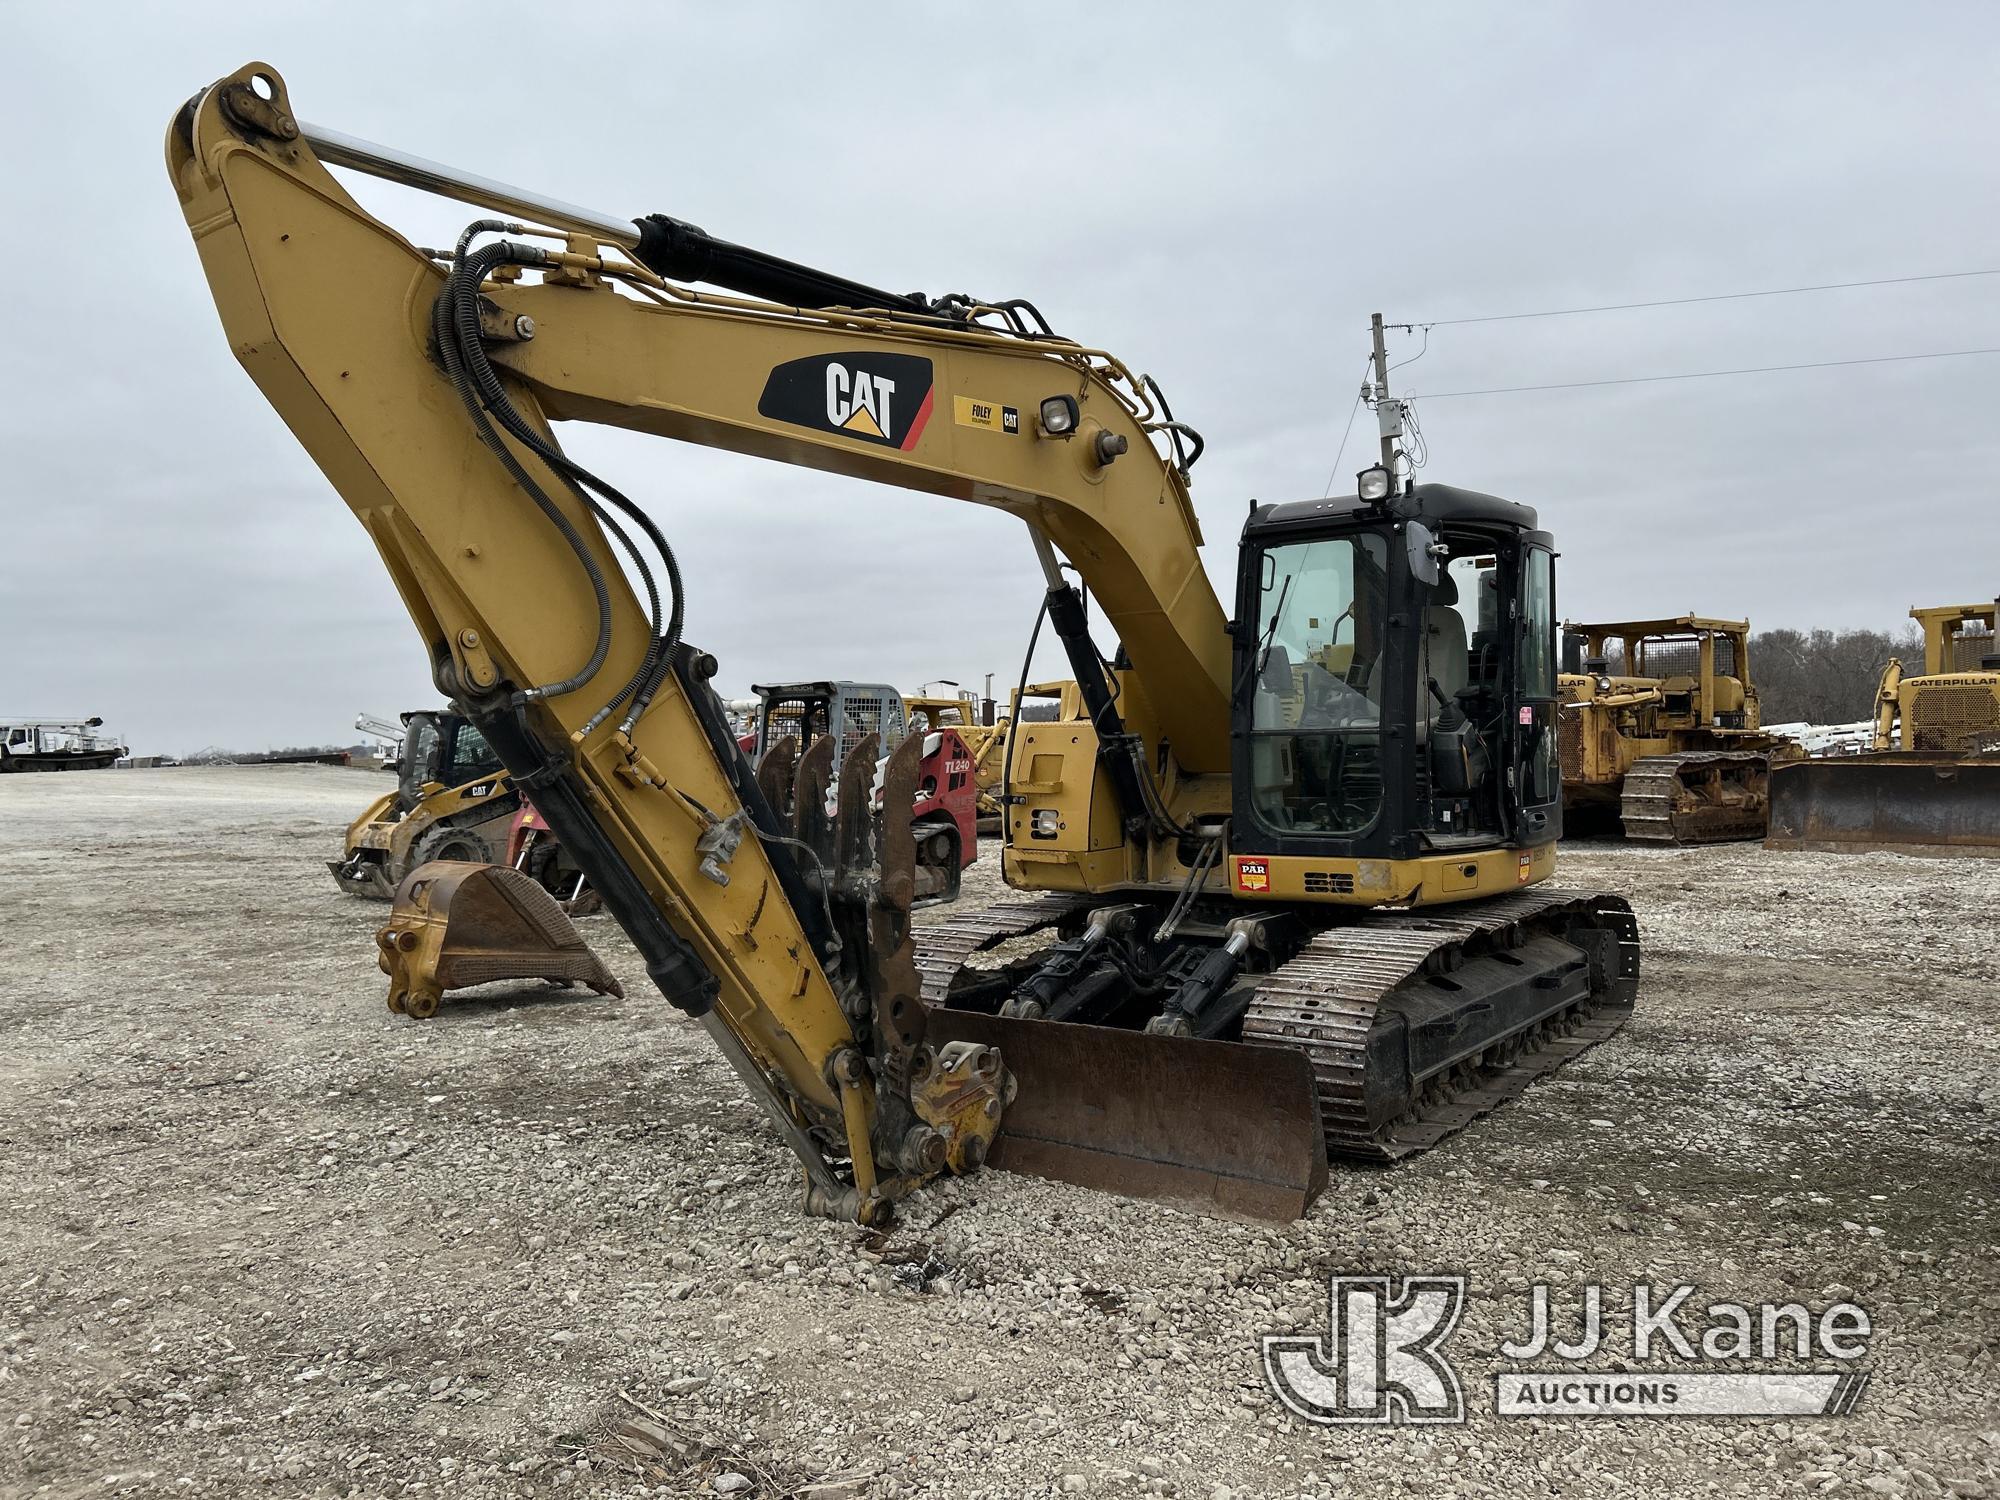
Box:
[328,709,520,897]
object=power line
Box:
[1321,356,1374,495]
[1413,347,2000,400]
[1412,268,2000,328]
[1321,392,1364,495]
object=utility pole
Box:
[1368,312,1402,477]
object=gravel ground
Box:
[1,765,1995,1500]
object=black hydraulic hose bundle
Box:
[999,594,1050,818]
[1002,554,1201,846]
[431,223,687,728]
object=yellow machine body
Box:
[1558,615,1802,842]
[169,64,1639,1222]
[1874,602,2000,753]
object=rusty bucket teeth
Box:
[866,731,926,1060]
[375,860,623,1020]
[791,734,836,870]
[832,732,881,889]
[755,733,798,821]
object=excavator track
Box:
[1241,889,1640,1161]
[920,888,1640,1170]
[913,894,1092,1005]
[1621,750,1775,844]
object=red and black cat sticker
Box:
[757,352,935,450]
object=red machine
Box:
[906,723,980,902]
[749,680,977,904]
[505,801,600,915]
[526,683,976,909]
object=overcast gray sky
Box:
[4,3,1995,755]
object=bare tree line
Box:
[1750,626,1921,725]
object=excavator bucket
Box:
[1767,754,2000,856]
[376,861,625,1018]
[925,1008,1328,1220]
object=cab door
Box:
[1515,545,1562,843]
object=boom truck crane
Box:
[168,64,1639,1223]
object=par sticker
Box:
[1234,856,1270,893]
[1517,852,1533,883]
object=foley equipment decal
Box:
[953,396,1021,434]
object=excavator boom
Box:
[166,63,1315,1219]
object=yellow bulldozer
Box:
[1558,616,1804,843]
[1768,600,2000,854]
[170,64,1641,1222]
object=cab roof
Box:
[1245,482,1539,539]
[1568,615,1750,637]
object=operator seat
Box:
[1420,574,1470,733]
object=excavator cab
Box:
[1232,485,1561,867]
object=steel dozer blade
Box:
[924,1008,1328,1221]
[1767,754,2000,856]
[376,860,625,1019]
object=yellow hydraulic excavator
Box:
[169,64,1640,1222]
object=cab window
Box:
[1247,533,1390,834]
[447,723,502,782]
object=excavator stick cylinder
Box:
[1767,754,2000,857]
[377,861,625,1018]
[924,1009,1328,1221]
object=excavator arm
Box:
[166,64,1239,1220]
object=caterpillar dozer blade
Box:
[925,1008,1328,1221]
[1766,754,2000,857]
[377,861,625,1018]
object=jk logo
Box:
[1262,1275,1467,1424]
[757,351,935,450]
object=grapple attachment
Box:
[376,861,624,1018]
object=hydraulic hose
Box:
[434,230,689,727]
[432,241,614,704]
